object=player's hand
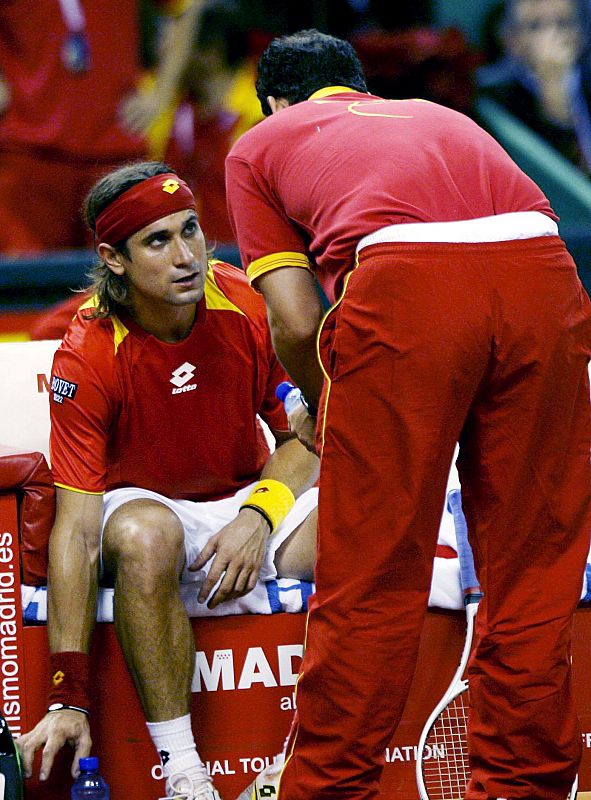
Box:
[189,509,270,609]
[287,402,318,454]
[17,710,91,781]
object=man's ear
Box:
[267,96,290,114]
[97,242,126,276]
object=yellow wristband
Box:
[240,479,295,535]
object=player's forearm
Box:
[47,492,103,653]
[48,529,99,653]
[260,437,319,498]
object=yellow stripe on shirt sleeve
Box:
[54,482,105,496]
[246,252,312,284]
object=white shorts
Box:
[101,483,318,592]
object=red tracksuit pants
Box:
[279,236,591,800]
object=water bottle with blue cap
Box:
[275,381,304,415]
[71,756,110,799]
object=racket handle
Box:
[0,715,23,799]
[447,489,481,601]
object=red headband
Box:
[94,173,197,246]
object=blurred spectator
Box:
[363,0,433,29]
[0,0,200,254]
[229,0,369,40]
[477,0,591,173]
[349,1,482,116]
[164,1,265,244]
[479,0,507,64]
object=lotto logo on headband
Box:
[162,179,180,194]
[94,172,196,245]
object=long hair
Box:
[255,29,368,116]
[84,161,173,317]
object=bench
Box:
[1,339,590,798]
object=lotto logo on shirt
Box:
[170,362,197,395]
[50,376,79,404]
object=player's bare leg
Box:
[274,507,317,581]
[102,499,218,799]
[102,499,192,720]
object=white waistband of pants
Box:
[356,212,558,252]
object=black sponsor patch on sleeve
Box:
[50,375,79,404]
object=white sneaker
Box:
[235,752,285,800]
[160,771,222,800]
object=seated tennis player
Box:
[16,161,319,800]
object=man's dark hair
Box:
[256,29,368,116]
[84,161,173,317]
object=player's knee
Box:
[104,501,184,580]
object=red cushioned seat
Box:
[0,444,54,584]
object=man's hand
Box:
[523,23,580,125]
[0,73,11,115]
[190,508,270,609]
[117,86,171,137]
[17,710,91,781]
[287,402,318,454]
[528,25,579,78]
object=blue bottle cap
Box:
[275,381,295,402]
[79,756,99,771]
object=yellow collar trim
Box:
[204,262,245,315]
[308,86,360,100]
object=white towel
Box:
[22,577,316,623]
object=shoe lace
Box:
[159,771,218,800]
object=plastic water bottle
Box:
[71,756,110,799]
[0,714,23,800]
[275,381,303,415]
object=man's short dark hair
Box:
[256,29,368,116]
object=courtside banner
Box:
[0,495,27,739]
[10,605,591,798]
[0,340,60,462]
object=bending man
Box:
[226,29,591,800]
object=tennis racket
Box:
[416,490,578,800]
[0,712,24,800]
[416,488,482,800]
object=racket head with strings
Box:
[419,683,471,800]
[416,489,481,800]
[417,492,578,800]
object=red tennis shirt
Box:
[226,88,557,303]
[49,261,290,500]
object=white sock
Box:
[147,714,211,789]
